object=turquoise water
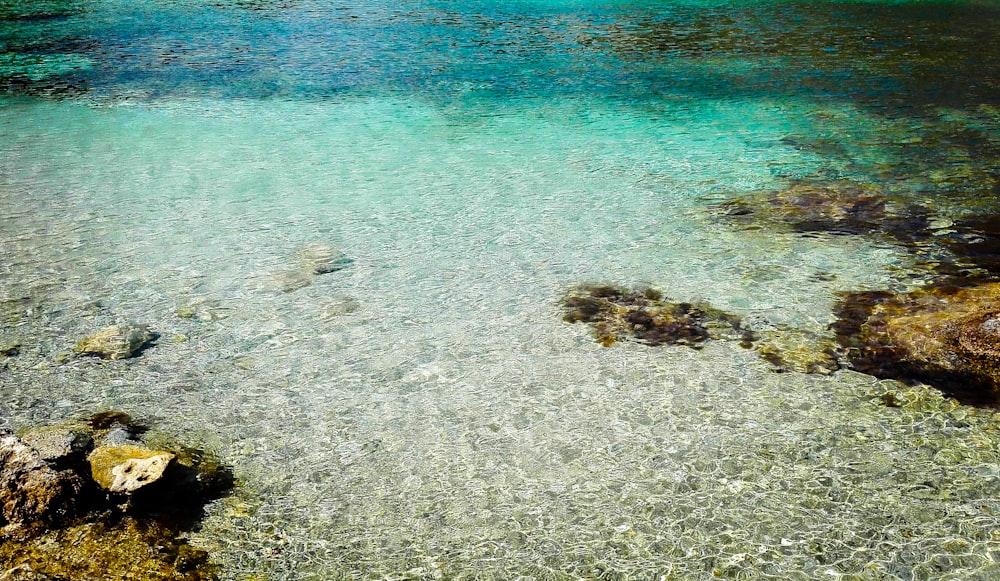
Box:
[3,0,1000,579]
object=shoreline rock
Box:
[0,432,83,538]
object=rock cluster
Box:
[562,284,848,378]
[0,412,233,580]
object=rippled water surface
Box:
[3,0,1000,579]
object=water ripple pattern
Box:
[2,0,1000,579]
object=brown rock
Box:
[562,285,748,348]
[0,432,82,536]
[834,281,1000,403]
[0,518,217,581]
[720,180,929,239]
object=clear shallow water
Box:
[3,0,1000,579]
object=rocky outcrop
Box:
[73,324,155,360]
[0,432,83,537]
[833,281,1000,403]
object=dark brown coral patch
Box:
[562,285,749,348]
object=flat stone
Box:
[87,446,174,494]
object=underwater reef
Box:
[0,411,233,580]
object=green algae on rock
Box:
[0,517,216,581]
[562,285,749,348]
[0,412,234,580]
[833,281,1000,404]
[73,323,155,360]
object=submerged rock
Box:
[270,268,315,293]
[297,242,351,275]
[719,180,930,239]
[0,518,216,581]
[833,281,1000,403]
[17,425,92,466]
[754,327,840,375]
[268,243,353,293]
[562,285,749,348]
[73,324,155,360]
[934,214,1000,276]
[0,565,52,581]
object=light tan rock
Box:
[73,324,154,360]
[87,446,174,493]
